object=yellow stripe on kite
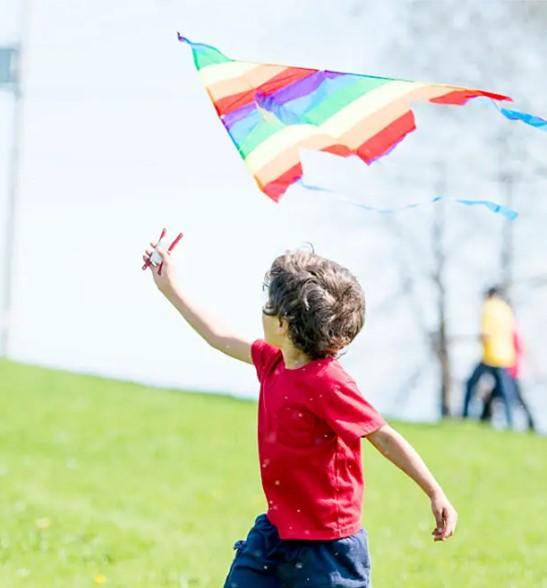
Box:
[245,125,323,173]
[206,65,288,102]
[198,61,259,87]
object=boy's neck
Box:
[280,343,313,370]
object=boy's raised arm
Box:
[366,424,458,542]
[143,245,253,364]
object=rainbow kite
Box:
[178,34,545,208]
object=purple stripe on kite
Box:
[219,72,331,127]
[223,72,352,130]
[258,70,343,105]
[222,103,256,127]
[258,73,354,113]
[222,72,359,135]
[256,74,359,125]
[221,72,342,131]
[225,74,355,130]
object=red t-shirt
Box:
[251,339,385,540]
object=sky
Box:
[0,0,545,427]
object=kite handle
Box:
[158,232,184,276]
[142,227,168,271]
[142,229,184,273]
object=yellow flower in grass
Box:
[35,517,50,529]
[94,575,107,585]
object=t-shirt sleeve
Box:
[251,339,281,383]
[316,369,385,444]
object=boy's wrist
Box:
[158,283,176,299]
[427,486,446,500]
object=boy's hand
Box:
[430,491,457,542]
[142,244,177,294]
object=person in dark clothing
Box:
[480,329,535,431]
[462,287,516,428]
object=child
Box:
[142,244,457,587]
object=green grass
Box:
[0,359,546,588]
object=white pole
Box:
[1,0,31,357]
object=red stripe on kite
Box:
[263,162,304,201]
[357,110,416,164]
[430,89,512,106]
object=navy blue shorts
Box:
[224,514,371,587]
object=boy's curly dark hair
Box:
[263,248,365,360]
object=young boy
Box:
[142,245,457,587]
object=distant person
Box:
[462,286,515,428]
[481,328,535,431]
[143,244,457,587]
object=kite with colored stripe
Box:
[178,35,545,204]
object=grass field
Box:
[1,359,546,588]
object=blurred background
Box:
[1,2,546,587]
[1,0,545,428]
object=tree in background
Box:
[346,0,547,418]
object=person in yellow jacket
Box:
[462,286,515,427]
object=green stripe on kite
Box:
[304,77,392,125]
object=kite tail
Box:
[298,181,518,221]
[490,100,547,132]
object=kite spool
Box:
[142,228,183,273]
[148,239,167,267]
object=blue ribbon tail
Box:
[456,199,518,221]
[498,106,547,132]
[298,180,518,220]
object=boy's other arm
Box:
[366,424,458,542]
[143,246,253,364]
